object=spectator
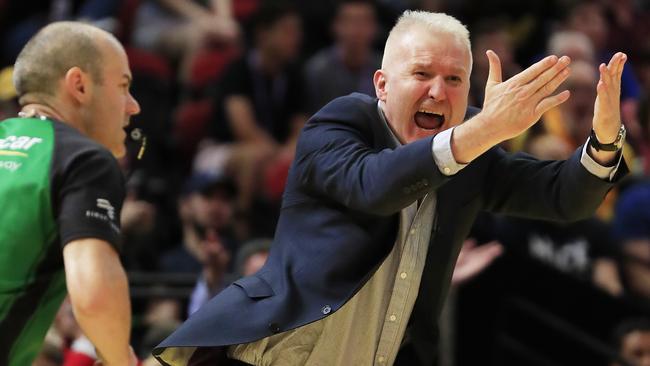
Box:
[158,172,239,316]
[233,238,272,276]
[132,0,240,82]
[159,172,238,275]
[198,0,307,214]
[469,19,521,108]
[303,0,381,114]
[612,182,650,303]
[611,318,650,366]
[0,0,121,67]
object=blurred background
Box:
[1,0,649,365]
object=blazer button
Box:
[268,322,281,333]
[321,305,332,315]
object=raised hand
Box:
[451,239,503,286]
[481,50,571,142]
[451,51,572,164]
[592,52,627,143]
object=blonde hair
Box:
[383,11,472,70]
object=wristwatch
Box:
[589,125,626,152]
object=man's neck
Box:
[19,103,65,121]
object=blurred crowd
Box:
[1,0,650,364]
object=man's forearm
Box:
[72,266,132,365]
[64,239,133,365]
[450,113,503,164]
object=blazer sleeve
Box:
[292,96,450,216]
[481,145,628,222]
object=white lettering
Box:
[23,137,43,149]
[96,198,115,220]
[0,136,43,150]
[0,160,22,172]
[0,136,15,149]
[10,136,30,149]
[85,210,120,233]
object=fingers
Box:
[598,52,627,93]
[531,61,570,102]
[523,56,571,100]
[509,55,559,86]
[535,90,571,116]
[607,52,627,76]
[477,241,504,261]
[462,238,477,249]
[517,55,570,117]
[486,50,503,84]
[615,52,627,75]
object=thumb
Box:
[486,50,503,84]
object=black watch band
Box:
[589,126,626,152]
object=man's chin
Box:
[111,145,127,159]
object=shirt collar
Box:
[376,100,402,147]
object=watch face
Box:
[617,126,627,148]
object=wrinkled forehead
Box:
[387,26,471,74]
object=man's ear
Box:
[62,67,93,104]
[373,69,387,101]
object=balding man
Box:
[155,11,627,366]
[0,22,140,365]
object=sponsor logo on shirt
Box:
[0,136,41,172]
[0,160,21,172]
[96,198,115,220]
[85,198,119,233]
[0,136,43,157]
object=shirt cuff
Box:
[580,139,623,181]
[432,127,467,176]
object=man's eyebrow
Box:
[410,61,431,69]
[409,62,467,75]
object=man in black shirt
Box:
[0,21,139,365]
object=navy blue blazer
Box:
[154,93,625,365]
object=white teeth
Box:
[418,109,441,115]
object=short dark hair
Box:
[251,0,298,34]
[336,0,376,9]
[335,0,377,18]
[13,22,106,100]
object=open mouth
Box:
[414,110,445,130]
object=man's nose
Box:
[428,77,446,101]
[127,93,141,116]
